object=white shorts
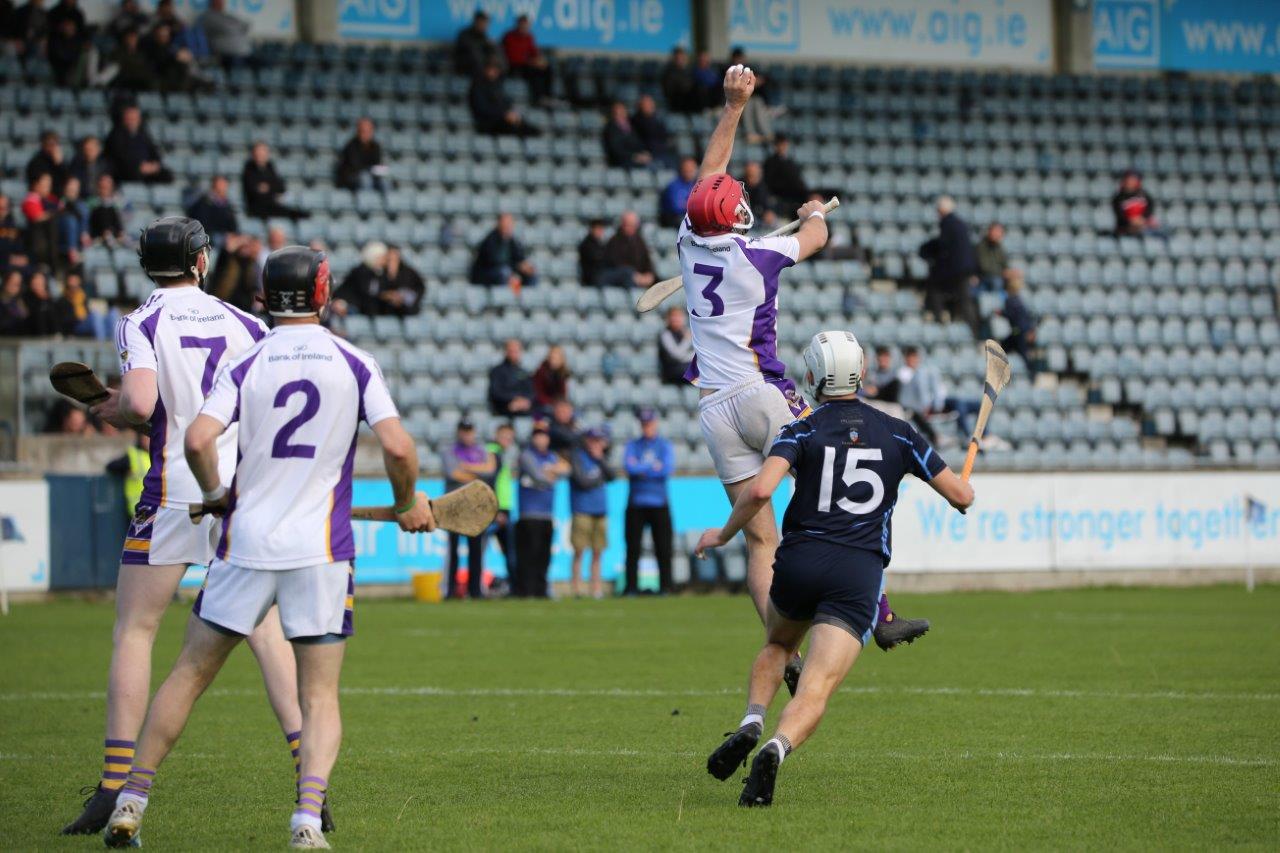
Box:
[121,504,220,567]
[699,377,810,484]
[193,559,354,640]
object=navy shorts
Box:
[768,537,886,647]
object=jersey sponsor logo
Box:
[166,310,227,324]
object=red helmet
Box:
[686,173,753,236]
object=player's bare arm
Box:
[93,369,158,428]
[372,417,435,533]
[696,456,791,557]
[928,467,975,512]
[698,64,755,179]
[792,199,831,262]
[184,412,230,515]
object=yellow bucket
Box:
[411,571,443,603]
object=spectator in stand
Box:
[155,0,206,61]
[454,9,502,77]
[23,268,57,336]
[107,0,149,42]
[657,306,692,385]
[603,211,656,288]
[334,117,386,192]
[763,134,811,212]
[54,270,109,338]
[659,156,697,228]
[442,417,497,600]
[488,338,534,417]
[861,345,901,404]
[378,246,424,317]
[185,174,238,246]
[501,14,552,106]
[88,173,129,244]
[46,397,98,435]
[486,422,518,590]
[660,46,696,114]
[533,345,571,409]
[56,176,89,270]
[602,101,651,169]
[919,195,980,336]
[974,221,1010,290]
[69,136,109,197]
[241,141,306,220]
[579,218,629,287]
[1112,169,1160,237]
[623,408,674,595]
[11,0,48,55]
[108,28,155,91]
[0,270,29,335]
[204,232,261,312]
[22,173,60,270]
[198,0,251,68]
[547,397,579,452]
[516,424,569,598]
[691,50,720,109]
[471,212,537,291]
[143,20,198,92]
[47,0,88,87]
[999,269,1037,376]
[631,94,672,167]
[470,61,541,138]
[331,240,387,316]
[569,427,614,599]
[742,160,777,228]
[105,104,172,184]
[0,195,30,272]
[898,345,980,444]
[26,132,70,196]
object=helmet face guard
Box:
[731,182,754,234]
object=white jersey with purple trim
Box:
[116,285,267,510]
[198,324,398,570]
[676,218,801,389]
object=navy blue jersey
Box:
[768,399,947,563]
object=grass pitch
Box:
[2,585,1277,850]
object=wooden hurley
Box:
[352,481,498,537]
[960,340,1014,482]
[49,362,110,405]
[634,196,841,314]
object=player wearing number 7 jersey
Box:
[697,331,975,807]
[64,218,317,838]
[104,246,435,850]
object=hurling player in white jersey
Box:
[103,246,434,850]
[679,68,931,692]
[62,218,311,837]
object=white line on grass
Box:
[2,684,1278,703]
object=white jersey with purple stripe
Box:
[676,218,801,390]
[198,324,398,570]
[116,285,267,510]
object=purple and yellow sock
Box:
[293,776,326,828]
[285,730,302,785]
[878,593,893,623]
[120,766,155,802]
[101,739,135,790]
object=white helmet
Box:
[802,330,865,401]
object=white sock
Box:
[290,812,322,834]
[116,792,148,812]
[764,736,791,763]
[739,703,766,731]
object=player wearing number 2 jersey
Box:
[104,246,434,850]
[697,331,975,807]
[64,218,312,839]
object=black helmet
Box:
[138,217,210,284]
[263,246,330,317]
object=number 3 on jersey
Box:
[818,446,884,515]
[691,263,724,317]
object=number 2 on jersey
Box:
[272,380,321,459]
[818,446,885,515]
[692,263,724,317]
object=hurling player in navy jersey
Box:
[695,330,975,807]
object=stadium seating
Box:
[3,46,1277,471]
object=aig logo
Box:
[728,0,798,49]
[337,0,419,38]
[1093,0,1159,68]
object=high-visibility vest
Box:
[124,445,150,514]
